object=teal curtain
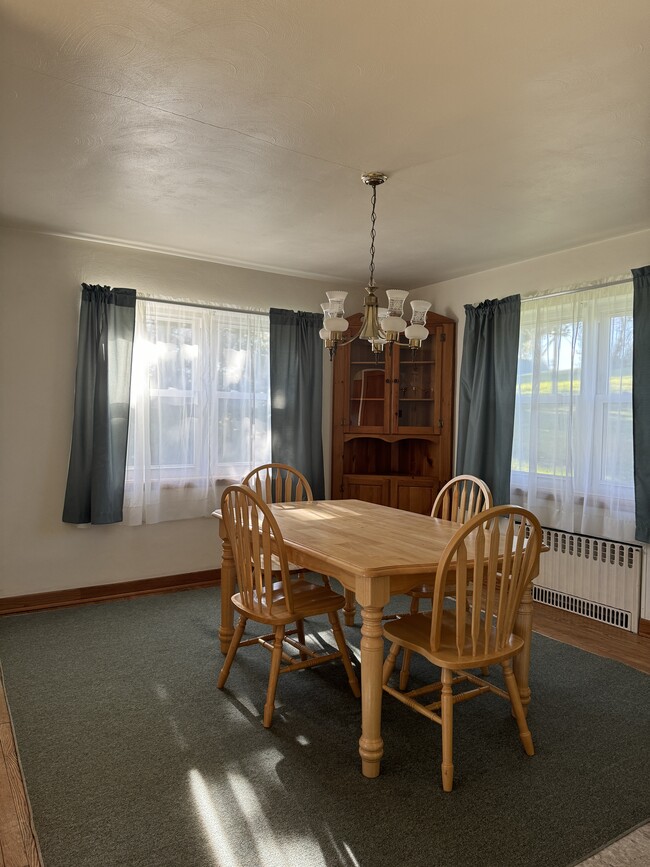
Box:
[63,284,136,524]
[269,308,325,499]
[633,265,650,542]
[456,295,521,505]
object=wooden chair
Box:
[399,475,493,689]
[382,505,542,791]
[217,485,360,727]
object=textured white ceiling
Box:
[1,0,649,287]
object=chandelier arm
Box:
[335,331,361,349]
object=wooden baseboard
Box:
[0,570,220,616]
[639,618,650,638]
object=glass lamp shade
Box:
[325,317,349,333]
[326,291,348,316]
[409,300,431,325]
[404,323,429,341]
[385,289,409,317]
[382,290,409,338]
[405,300,431,343]
[383,315,407,334]
[322,298,348,333]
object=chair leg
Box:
[263,625,285,728]
[295,618,308,660]
[382,642,401,684]
[399,650,413,691]
[502,660,534,756]
[328,611,360,698]
[399,596,420,690]
[343,589,356,626]
[217,616,247,689]
[441,667,455,792]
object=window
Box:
[511,281,634,542]
[124,300,271,525]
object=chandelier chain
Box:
[369,185,377,288]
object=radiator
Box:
[532,528,642,632]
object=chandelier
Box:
[320,172,431,358]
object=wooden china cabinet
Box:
[330,310,456,515]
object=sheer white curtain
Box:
[124,300,271,525]
[511,280,634,541]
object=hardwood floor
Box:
[0,600,648,866]
[0,673,41,867]
[532,602,650,674]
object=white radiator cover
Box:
[533,528,643,633]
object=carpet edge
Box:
[565,818,650,867]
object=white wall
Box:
[0,228,354,598]
[417,227,650,620]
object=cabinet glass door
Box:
[347,334,389,432]
[394,334,438,433]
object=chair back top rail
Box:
[242,463,313,504]
[432,474,493,524]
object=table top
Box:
[214,498,465,583]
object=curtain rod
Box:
[521,277,632,303]
[135,294,269,316]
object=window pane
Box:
[601,403,633,484]
[511,281,634,540]
[607,315,632,395]
[150,395,197,467]
[125,301,271,524]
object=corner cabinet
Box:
[330,310,455,515]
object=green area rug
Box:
[0,587,648,867]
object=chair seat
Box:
[233,579,345,625]
[383,610,524,669]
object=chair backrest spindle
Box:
[430,506,542,659]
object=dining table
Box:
[213,498,543,779]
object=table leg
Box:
[343,589,356,626]
[357,576,390,778]
[219,533,235,654]
[513,586,533,714]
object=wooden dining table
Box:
[213,498,542,779]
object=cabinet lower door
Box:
[391,478,438,515]
[342,475,391,507]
